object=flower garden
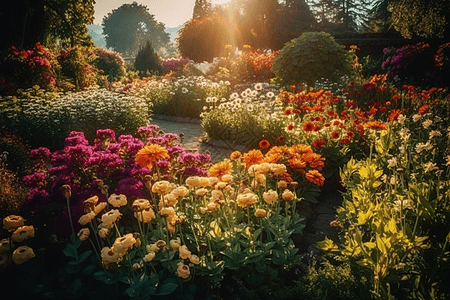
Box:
[1,33,450,300]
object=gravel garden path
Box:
[151,114,342,256]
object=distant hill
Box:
[87,24,181,49]
[166,25,182,42]
[87,24,106,48]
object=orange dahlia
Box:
[243,149,264,168]
[308,153,325,171]
[135,144,169,168]
[288,157,307,169]
[209,160,233,178]
[305,170,325,186]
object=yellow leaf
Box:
[359,167,369,178]
[364,242,376,249]
[386,218,397,234]
[317,236,337,251]
[376,234,387,254]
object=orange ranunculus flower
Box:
[305,170,325,186]
[243,149,264,168]
[135,144,169,168]
[366,121,388,130]
[258,139,270,149]
[209,160,233,178]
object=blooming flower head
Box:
[305,170,325,186]
[179,245,191,259]
[177,262,190,279]
[243,149,264,169]
[3,215,25,232]
[77,228,90,241]
[135,144,169,168]
[230,151,242,160]
[11,225,35,243]
[12,246,35,265]
[282,189,295,202]
[209,160,233,178]
[101,209,122,226]
[255,208,267,218]
[132,199,151,212]
[258,139,270,149]
[236,192,258,208]
[112,233,136,255]
[134,208,155,223]
[108,194,128,208]
[263,189,278,204]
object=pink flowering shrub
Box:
[20,126,211,237]
[94,48,127,81]
[161,57,190,74]
[0,43,60,94]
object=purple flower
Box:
[157,160,169,169]
[138,125,160,137]
[115,177,144,199]
[65,131,89,147]
[167,144,186,156]
[184,166,207,176]
[19,188,50,217]
[23,172,47,187]
[96,128,116,141]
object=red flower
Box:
[418,104,429,114]
[392,95,401,101]
[258,139,270,149]
[302,122,315,132]
[388,109,402,121]
[340,137,350,144]
[313,139,327,148]
[277,136,285,143]
[331,131,340,139]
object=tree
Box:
[307,0,341,31]
[388,0,450,38]
[0,0,94,51]
[193,0,212,19]
[134,39,163,76]
[228,0,284,49]
[102,2,170,56]
[274,0,318,48]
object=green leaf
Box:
[155,283,178,296]
[77,250,92,263]
[63,242,79,259]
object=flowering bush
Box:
[161,57,190,74]
[58,46,101,90]
[114,75,230,119]
[0,86,150,150]
[10,124,306,298]
[93,47,127,81]
[215,48,278,84]
[381,42,438,86]
[0,43,60,94]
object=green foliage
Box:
[177,14,231,63]
[0,0,95,51]
[272,32,352,85]
[93,48,127,81]
[296,255,370,300]
[58,46,99,90]
[134,40,164,76]
[0,86,150,150]
[388,0,449,38]
[102,2,170,55]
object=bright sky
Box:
[94,0,231,28]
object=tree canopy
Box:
[102,2,170,56]
[0,0,94,51]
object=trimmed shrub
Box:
[134,40,164,76]
[272,32,351,85]
[94,47,127,81]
